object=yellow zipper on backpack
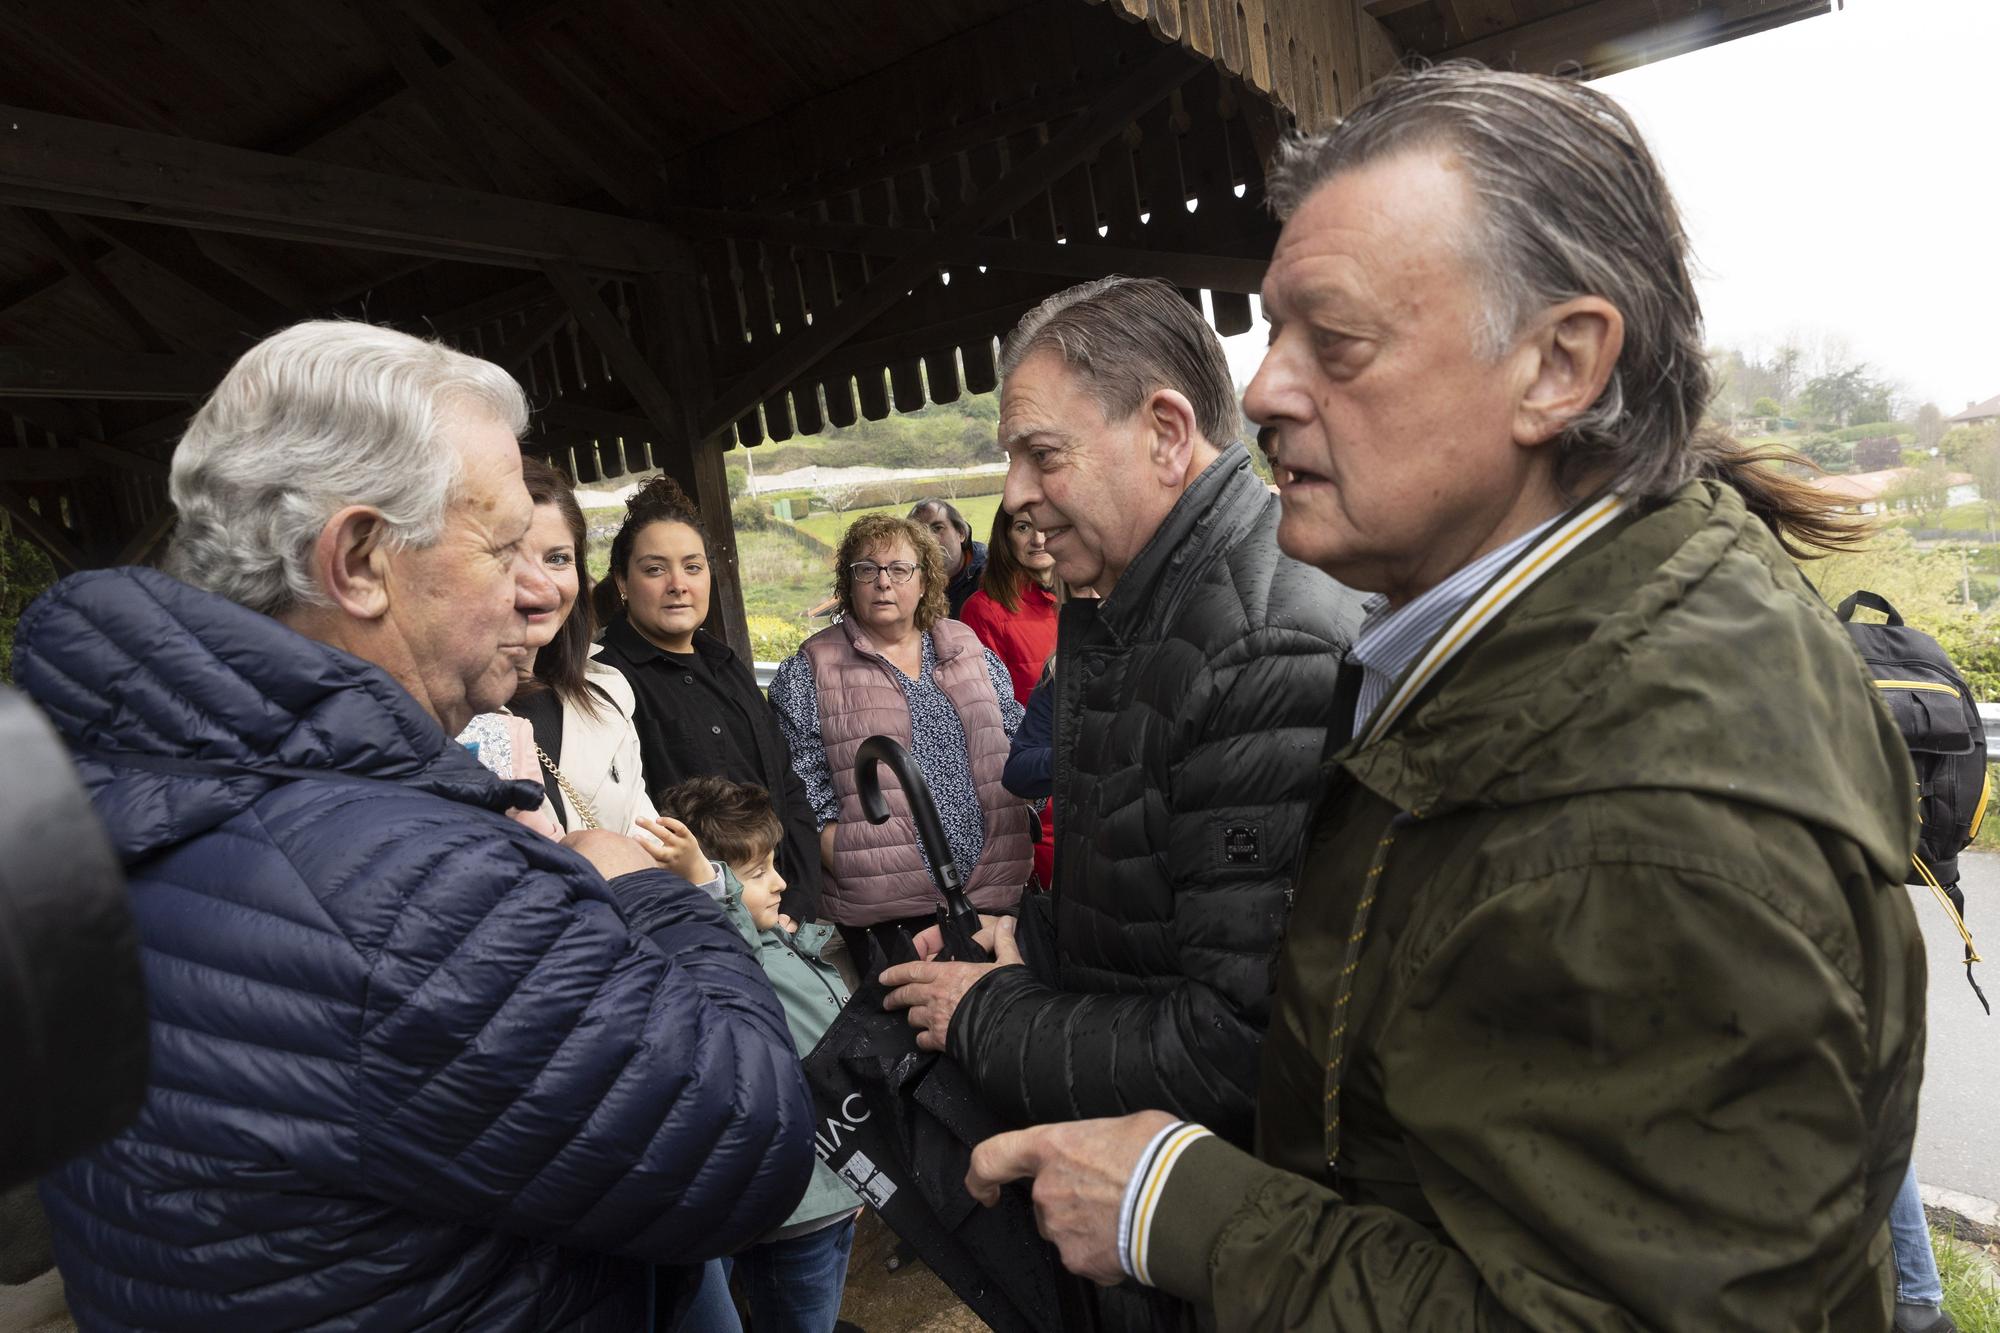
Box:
[1873,678,1963,698]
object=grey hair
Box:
[907,497,970,540]
[166,321,530,615]
[1266,62,1708,503]
[999,276,1240,448]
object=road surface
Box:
[1911,849,2000,1206]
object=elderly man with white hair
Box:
[10,321,813,1332]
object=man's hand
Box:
[633,815,711,886]
[561,828,658,880]
[880,915,1022,1051]
[910,912,1006,962]
[965,1111,1178,1285]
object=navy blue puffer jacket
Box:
[12,568,815,1332]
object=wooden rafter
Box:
[658,205,1268,295]
[699,46,1204,438]
[403,0,658,213]
[0,346,222,400]
[542,262,686,442]
[0,488,86,571]
[0,447,90,481]
[115,508,178,566]
[1439,0,1831,76]
[78,219,297,333]
[18,209,177,353]
[0,106,690,275]
[483,297,580,373]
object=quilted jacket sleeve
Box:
[954,620,1340,1142]
[350,811,813,1265]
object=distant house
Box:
[1810,466,1976,516]
[1947,394,2000,428]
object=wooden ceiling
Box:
[0,0,1832,594]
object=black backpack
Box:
[1837,590,1990,1011]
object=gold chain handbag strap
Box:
[533,742,599,831]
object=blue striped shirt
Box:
[1349,516,1561,735]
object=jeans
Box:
[674,1258,744,1333]
[1888,1161,1943,1307]
[728,1216,858,1333]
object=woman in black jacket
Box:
[593,476,824,921]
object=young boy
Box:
[655,777,860,1333]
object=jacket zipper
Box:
[1322,808,1416,1176]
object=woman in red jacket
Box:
[957,506,1059,707]
[959,505,1063,888]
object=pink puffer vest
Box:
[803,616,1032,927]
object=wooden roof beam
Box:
[404,0,659,213]
[0,487,86,571]
[0,106,692,275]
[0,346,224,400]
[77,218,299,333]
[17,209,178,354]
[659,206,1266,294]
[1440,0,1833,77]
[700,46,1205,438]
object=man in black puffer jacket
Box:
[881,277,1361,1325]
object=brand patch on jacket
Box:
[1222,824,1262,864]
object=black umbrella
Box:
[801,736,1090,1333]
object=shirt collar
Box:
[1350,513,1564,687]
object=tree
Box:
[1752,396,1782,419]
[1915,402,1946,451]
[1940,421,1998,467]
[1800,364,1884,428]
[1797,435,1850,472]
[0,528,57,684]
[1809,530,2000,698]
[1886,459,1954,530]
[1967,435,2000,535]
[811,479,867,523]
[1770,340,1804,406]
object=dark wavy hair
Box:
[980,505,1060,614]
[593,473,709,626]
[655,775,783,872]
[515,458,605,718]
[833,513,948,632]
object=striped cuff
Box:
[1116,1121,1214,1286]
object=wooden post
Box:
[636,271,753,662]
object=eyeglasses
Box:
[849,560,919,586]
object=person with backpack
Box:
[1836,587,1989,1333]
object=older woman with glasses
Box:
[768,512,1033,970]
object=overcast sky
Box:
[1223,0,2000,414]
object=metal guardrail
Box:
[755,661,779,690]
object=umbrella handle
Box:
[855,735,990,963]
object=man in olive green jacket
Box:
[966,65,1926,1332]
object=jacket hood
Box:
[13,566,536,864]
[1346,481,1916,886]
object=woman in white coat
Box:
[459,458,660,836]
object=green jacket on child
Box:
[719,867,862,1235]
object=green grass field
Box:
[1894,500,2000,534]
[791,492,1006,548]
